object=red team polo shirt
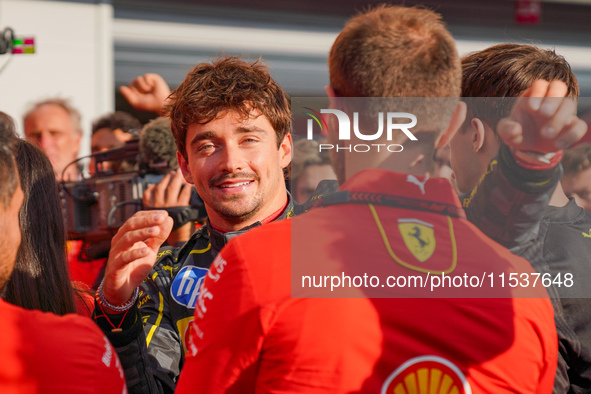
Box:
[176,170,557,393]
[0,298,127,393]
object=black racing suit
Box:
[460,144,561,250]
[93,190,334,394]
[515,201,591,393]
[463,145,591,392]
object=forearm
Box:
[93,290,180,394]
[463,144,561,250]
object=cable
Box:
[0,52,12,74]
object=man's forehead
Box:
[204,108,266,125]
[187,110,273,139]
[25,104,75,131]
[28,103,70,119]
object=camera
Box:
[60,139,206,243]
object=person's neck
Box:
[549,182,570,207]
[208,190,289,232]
[345,143,432,179]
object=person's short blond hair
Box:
[328,5,461,137]
[329,5,460,99]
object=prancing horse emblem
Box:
[409,226,430,248]
[398,218,436,262]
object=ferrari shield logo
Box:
[398,219,436,262]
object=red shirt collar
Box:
[339,169,461,208]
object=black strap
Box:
[313,190,466,219]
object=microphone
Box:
[138,117,208,223]
[139,117,178,171]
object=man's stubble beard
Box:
[206,171,266,224]
[209,192,265,225]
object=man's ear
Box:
[470,118,487,153]
[436,101,467,148]
[325,85,338,109]
[279,133,292,168]
[177,151,194,184]
[324,86,340,142]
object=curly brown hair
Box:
[165,56,291,160]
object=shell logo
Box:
[381,356,472,394]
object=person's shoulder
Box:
[1,300,126,390]
[28,307,104,334]
[292,179,340,215]
[230,218,291,251]
[5,303,110,356]
[511,295,556,344]
[217,220,292,280]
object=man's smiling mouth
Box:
[219,181,253,188]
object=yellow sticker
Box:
[177,316,194,354]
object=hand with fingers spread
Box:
[102,210,174,312]
[497,80,588,154]
[120,73,171,115]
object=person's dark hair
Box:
[563,143,591,176]
[461,43,579,132]
[329,5,460,99]
[165,55,291,160]
[0,112,18,207]
[3,139,80,315]
[92,111,141,135]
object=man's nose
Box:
[219,144,245,173]
[38,132,52,152]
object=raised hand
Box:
[497,80,587,154]
[120,73,171,115]
[102,210,173,311]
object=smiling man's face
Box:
[178,109,291,231]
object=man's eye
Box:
[199,144,214,152]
